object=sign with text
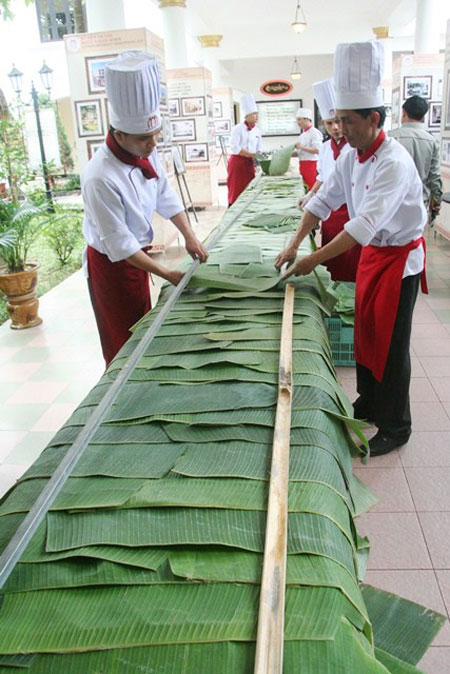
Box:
[260,80,293,97]
[257,99,301,136]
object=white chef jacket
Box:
[81,144,183,276]
[297,126,323,162]
[230,122,263,156]
[316,139,351,183]
[307,135,427,278]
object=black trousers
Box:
[356,273,420,441]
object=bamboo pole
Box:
[254,282,295,674]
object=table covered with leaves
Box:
[0,176,444,673]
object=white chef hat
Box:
[106,50,162,134]
[313,78,337,121]
[241,93,257,117]
[296,107,312,119]
[334,40,384,109]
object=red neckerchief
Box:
[357,130,386,164]
[245,120,255,131]
[303,124,312,133]
[106,130,158,180]
[331,137,347,161]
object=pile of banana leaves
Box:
[0,176,444,673]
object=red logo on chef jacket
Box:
[147,114,159,130]
[260,80,294,97]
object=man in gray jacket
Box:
[390,96,442,221]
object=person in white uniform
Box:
[227,93,263,205]
[82,51,208,366]
[295,107,323,189]
[276,40,428,456]
[299,78,360,282]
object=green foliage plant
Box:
[43,206,83,265]
[0,200,57,273]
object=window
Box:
[35,0,86,43]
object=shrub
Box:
[43,208,83,265]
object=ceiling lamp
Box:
[291,57,302,80]
[292,1,307,33]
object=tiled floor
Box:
[1,216,450,671]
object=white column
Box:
[85,0,126,32]
[414,0,440,54]
[158,0,189,69]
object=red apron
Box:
[321,204,361,282]
[354,238,428,382]
[299,160,317,190]
[227,155,255,205]
[87,245,151,367]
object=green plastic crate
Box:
[324,316,355,367]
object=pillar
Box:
[158,0,189,69]
[85,0,126,32]
[414,0,441,54]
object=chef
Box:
[276,40,427,456]
[295,107,323,190]
[299,78,360,281]
[82,51,208,367]
[227,93,262,206]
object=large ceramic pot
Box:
[0,263,42,329]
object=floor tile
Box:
[27,331,74,347]
[0,463,27,498]
[412,323,450,339]
[420,358,450,378]
[413,307,441,324]
[5,381,68,405]
[353,468,415,512]
[0,383,20,405]
[434,309,450,324]
[413,339,450,357]
[419,512,450,568]
[29,361,99,382]
[0,404,49,431]
[353,448,402,468]
[46,345,100,364]
[5,431,55,465]
[406,467,450,511]
[0,431,27,462]
[335,366,356,379]
[411,402,450,431]
[410,377,439,402]
[400,432,450,467]
[411,356,427,377]
[355,512,432,569]
[364,570,450,646]
[0,345,21,365]
[31,402,79,432]
[0,362,42,383]
[419,646,450,673]
[430,378,450,402]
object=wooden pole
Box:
[254,282,295,674]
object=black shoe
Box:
[368,431,409,457]
[352,397,374,423]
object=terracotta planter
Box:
[0,264,42,329]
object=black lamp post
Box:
[8,61,55,210]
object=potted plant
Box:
[0,200,53,329]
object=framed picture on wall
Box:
[87,139,104,159]
[75,100,104,137]
[403,76,432,99]
[181,96,206,116]
[213,101,223,118]
[160,82,168,108]
[429,102,442,128]
[214,119,231,134]
[184,142,209,163]
[391,88,401,128]
[168,98,180,117]
[170,118,196,141]
[85,54,117,94]
[441,138,450,166]
[446,71,450,129]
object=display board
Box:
[256,100,302,136]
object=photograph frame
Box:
[168,98,180,117]
[214,119,231,134]
[87,139,104,160]
[184,142,209,163]
[181,96,206,117]
[85,54,118,95]
[213,101,223,118]
[403,75,432,100]
[446,70,450,130]
[441,138,450,166]
[75,99,104,138]
[170,118,196,141]
[429,101,442,128]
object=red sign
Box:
[260,80,293,97]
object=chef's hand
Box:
[282,255,317,280]
[275,244,298,270]
[185,235,208,262]
[298,191,313,209]
[167,270,184,286]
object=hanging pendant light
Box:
[291,0,307,33]
[291,56,302,80]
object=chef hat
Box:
[296,107,312,119]
[106,50,162,134]
[241,93,257,117]
[313,78,337,121]
[334,40,384,109]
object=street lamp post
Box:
[8,62,55,211]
